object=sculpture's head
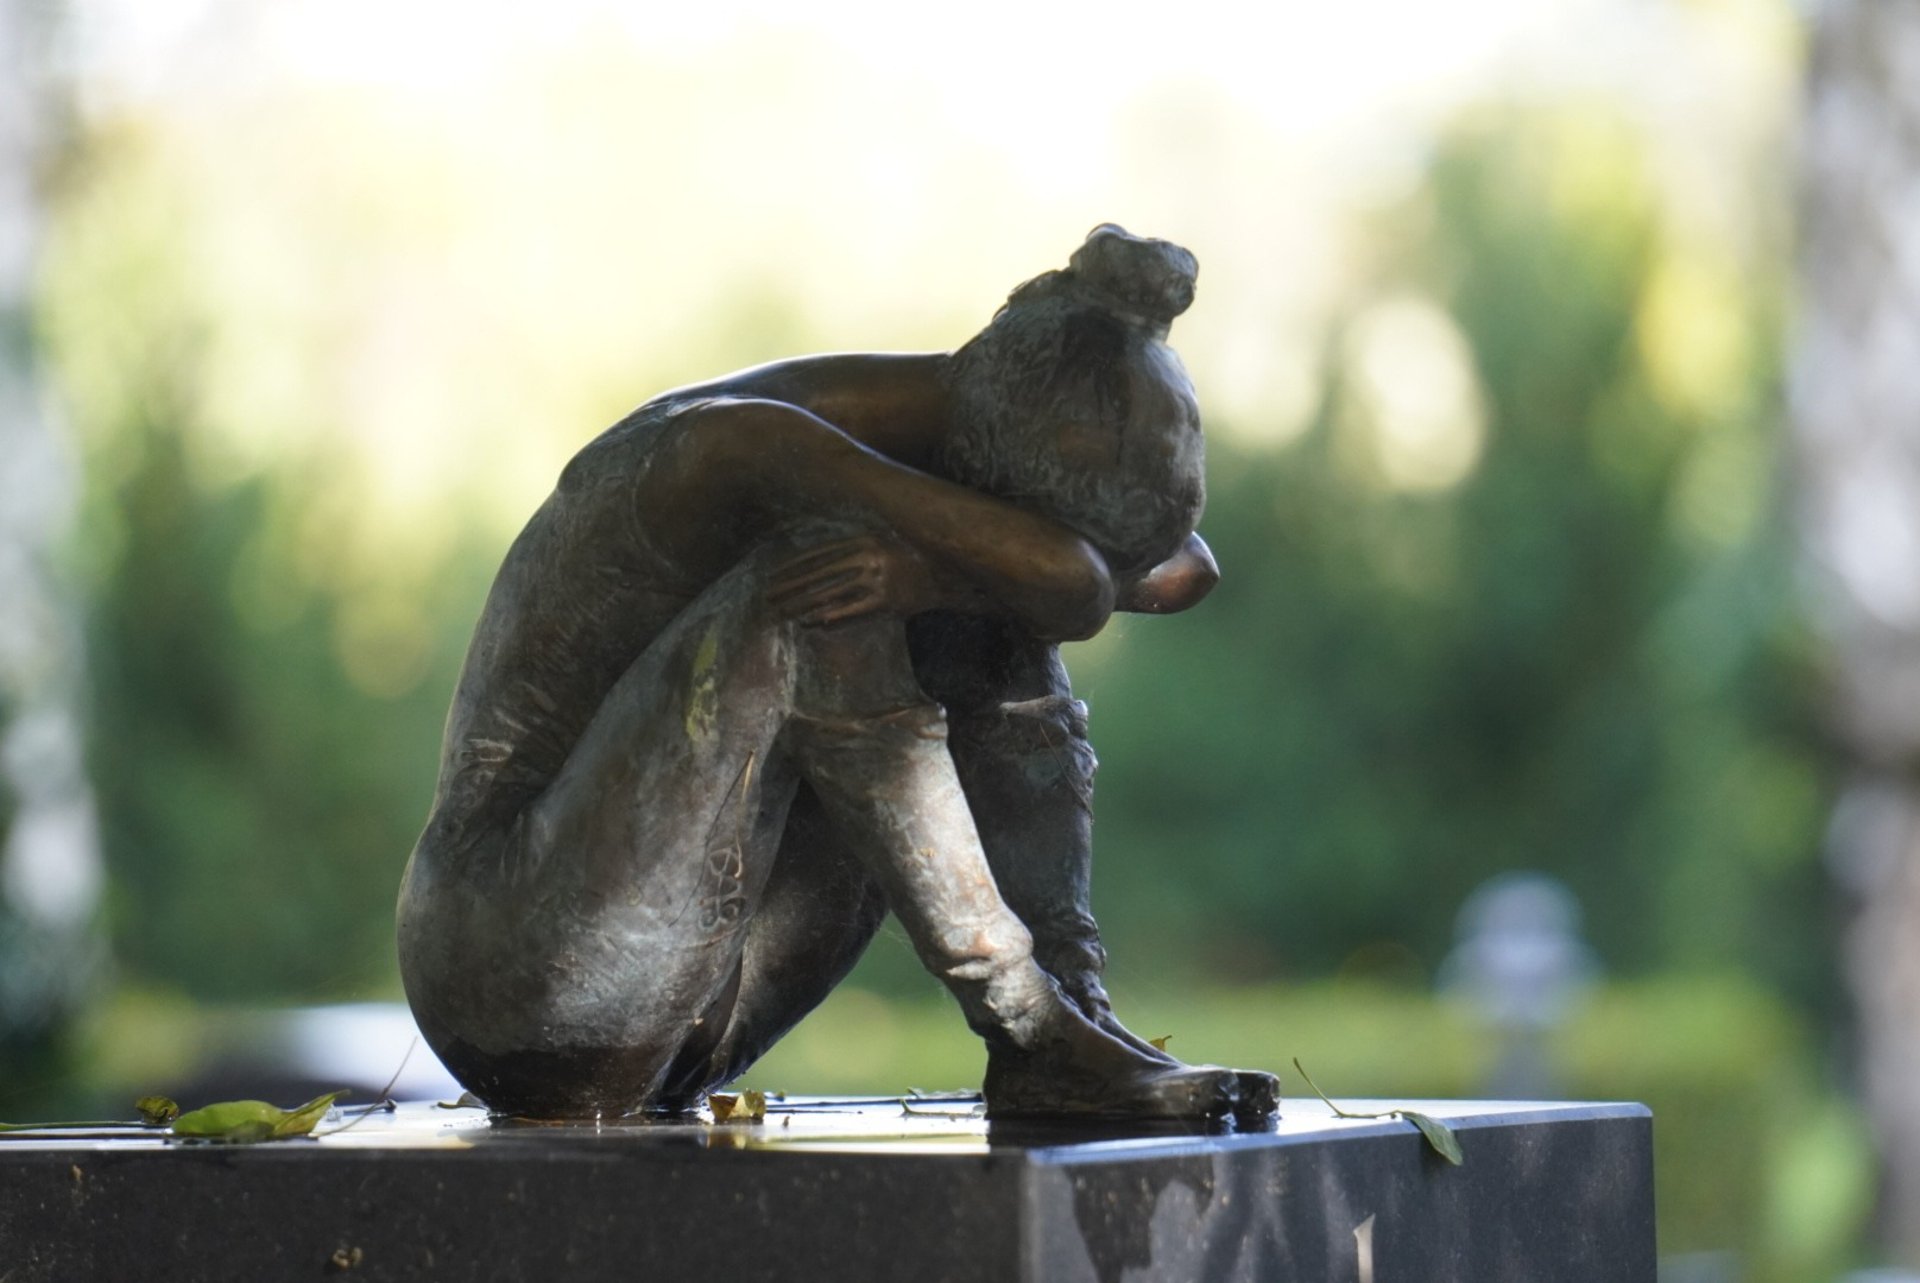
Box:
[941,225,1205,578]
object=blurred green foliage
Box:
[25,88,1851,1272]
[1069,112,1831,1014]
[40,104,1831,1019]
[81,426,488,997]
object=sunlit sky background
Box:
[40,0,1794,695]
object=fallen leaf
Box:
[135,1096,179,1126]
[1399,1111,1464,1166]
[713,1089,767,1123]
[1149,1035,1173,1052]
[709,1090,767,1124]
[436,1093,485,1110]
[171,1092,346,1143]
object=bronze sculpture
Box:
[397,224,1279,1123]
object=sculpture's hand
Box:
[768,535,940,626]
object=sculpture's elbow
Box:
[1036,542,1116,642]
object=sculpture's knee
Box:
[690,541,927,724]
[789,610,929,722]
[953,693,1098,812]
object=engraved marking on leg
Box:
[671,751,756,934]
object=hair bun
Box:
[1067,224,1198,325]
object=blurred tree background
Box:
[2,0,1894,1275]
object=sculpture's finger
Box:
[771,571,880,621]
[797,584,883,625]
[769,554,850,592]
[772,536,876,579]
[768,563,865,603]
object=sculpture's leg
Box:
[400,551,811,1118]
[647,604,1244,1117]
[405,547,1247,1120]
[653,782,889,1103]
[910,613,1280,1118]
[950,692,1163,1047]
[782,613,1245,1120]
[907,615,1138,1039]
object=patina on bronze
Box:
[397,225,1279,1122]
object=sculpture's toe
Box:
[1231,1069,1282,1124]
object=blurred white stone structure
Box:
[0,0,104,1065]
[1793,0,1920,1264]
[1438,871,1599,1099]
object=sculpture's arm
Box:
[650,398,1117,642]
[1113,532,1219,615]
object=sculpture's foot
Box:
[1048,973,1279,1124]
[982,987,1281,1122]
[985,1046,1241,1120]
[1232,1068,1281,1124]
[982,996,1243,1121]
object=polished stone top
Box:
[0,1097,1656,1282]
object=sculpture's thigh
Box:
[403,557,804,1117]
[661,783,889,1098]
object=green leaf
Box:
[171,1092,345,1143]
[170,1101,280,1142]
[273,1092,347,1138]
[1399,1111,1464,1166]
[135,1096,180,1125]
[1148,1035,1173,1052]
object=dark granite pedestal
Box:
[0,1096,1653,1282]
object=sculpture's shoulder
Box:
[553,393,709,498]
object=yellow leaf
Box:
[710,1090,766,1124]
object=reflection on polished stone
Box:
[0,1097,1654,1281]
